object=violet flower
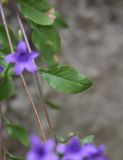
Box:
[0,65,4,79]
[81,144,108,160]
[0,65,3,73]
[57,136,83,160]
[26,135,58,160]
[4,41,39,75]
[57,137,108,160]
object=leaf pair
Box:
[17,0,67,66]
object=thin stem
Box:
[35,74,57,141]
[16,12,57,141]
[0,2,46,141]
[20,75,46,140]
[0,5,13,52]
[0,103,7,160]
[0,102,3,160]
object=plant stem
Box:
[16,11,57,142]
[0,103,7,160]
[20,75,46,141]
[0,102,3,160]
[0,2,46,141]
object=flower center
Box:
[37,147,46,157]
[83,156,89,160]
[16,52,30,62]
[67,143,81,153]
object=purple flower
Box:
[26,135,58,160]
[4,41,39,75]
[0,65,3,73]
[57,137,108,160]
[0,65,4,79]
[81,144,108,160]
[57,136,83,160]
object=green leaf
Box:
[0,76,13,101]
[54,12,68,29]
[19,1,53,26]
[32,25,61,65]
[17,0,51,12]
[57,133,76,144]
[0,25,8,50]
[57,137,65,143]
[39,65,93,94]
[5,119,29,147]
[32,24,61,54]
[0,51,5,60]
[80,135,95,145]
[45,98,61,110]
[7,152,24,160]
[0,25,17,53]
[0,52,12,73]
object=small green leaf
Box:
[32,25,60,65]
[57,137,65,143]
[57,133,77,144]
[80,135,95,145]
[0,76,13,101]
[39,65,93,94]
[7,152,24,160]
[0,25,17,53]
[0,53,13,75]
[45,98,61,110]
[0,51,5,60]
[19,2,53,26]
[17,0,51,12]
[54,12,68,29]
[0,25,8,50]
[5,119,29,147]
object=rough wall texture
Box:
[6,0,123,159]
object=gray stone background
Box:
[5,0,123,159]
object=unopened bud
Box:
[68,132,75,137]
[18,29,23,40]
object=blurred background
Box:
[3,0,123,159]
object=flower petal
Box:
[98,145,106,154]
[30,135,42,149]
[57,143,66,154]
[4,53,16,63]
[14,63,24,75]
[26,151,39,160]
[30,51,39,59]
[44,153,58,160]
[66,136,81,154]
[17,41,27,52]
[24,60,37,74]
[63,154,80,160]
[0,66,4,73]
[81,144,97,157]
[45,140,55,153]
